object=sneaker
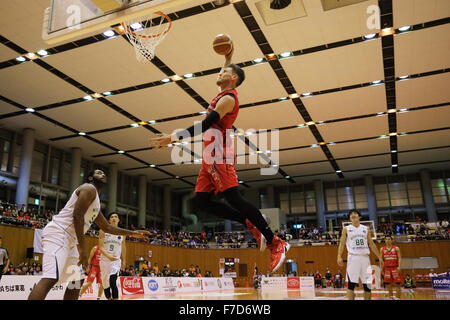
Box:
[245,219,266,252]
[268,235,290,272]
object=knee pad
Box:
[363,284,372,292]
[347,282,357,291]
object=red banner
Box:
[120,277,144,295]
[287,277,300,289]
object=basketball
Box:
[213,34,233,55]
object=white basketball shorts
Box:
[41,222,85,285]
[100,258,121,289]
[346,254,373,285]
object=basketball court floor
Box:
[80,287,450,300]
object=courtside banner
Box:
[201,277,220,291]
[221,277,234,289]
[432,277,450,290]
[119,276,144,295]
[0,276,66,300]
[176,277,203,293]
[143,277,177,295]
[287,277,300,289]
[299,277,315,292]
[261,277,287,290]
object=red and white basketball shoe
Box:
[268,235,290,272]
[245,219,266,252]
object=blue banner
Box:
[431,277,450,290]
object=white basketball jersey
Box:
[345,224,370,255]
[50,183,101,244]
[102,233,124,259]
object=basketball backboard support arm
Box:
[42,0,192,44]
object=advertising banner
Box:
[299,276,315,292]
[432,277,450,290]
[0,275,66,300]
[287,277,300,289]
[142,277,177,295]
[119,276,144,295]
[260,276,287,290]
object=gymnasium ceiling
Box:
[0,0,449,191]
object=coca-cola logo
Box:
[288,279,299,286]
[287,277,300,289]
[120,277,144,295]
[123,278,141,288]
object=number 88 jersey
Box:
[345,224,370,255]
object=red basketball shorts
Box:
[86,265,102,284]
[195,163,238,194]
[383,267,402,283]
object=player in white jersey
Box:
[337,210,382,300]
[28,169,150,300]
[100,213,125,300]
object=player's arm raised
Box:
[337,227,347,267]
[95,213,150,239]
[73,185,97,269]
[368,230,382,267]
[150,94,235,148]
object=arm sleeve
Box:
[173,110,220,141]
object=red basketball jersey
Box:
[90,245,101,266]
[203,89,239,162]
[381,246,399,267]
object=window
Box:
[279,192,289,213]
[325,188,337,211]
[375,183,390,208]
[406,181,423,205]
[31,150,45,182]
[431,179,449,204]
[337,186,354,210]
[354,186,368,209]
[305,191,316,213]
[291,192,305,214]
[1,140,10,171]
[389,182,408,206]
[49,157,60,185]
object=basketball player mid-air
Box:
[149,45,290,272]
[28,169,149,300]
[99,213,126,300]
[337,210,383,300]
[380,235,402,300]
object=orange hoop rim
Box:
[121,11,172,39]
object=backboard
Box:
[42,0,191,44]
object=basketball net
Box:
[121,11,172,62]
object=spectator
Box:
[404,274,415,289]
[325,268,332,287]
[334,270,343,288]
[314,270,322,288]
[428,269,438,278]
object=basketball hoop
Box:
[121,11,172,62]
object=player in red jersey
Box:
[150,46,289,272]
[381,235,403,300]
[79,244,117,299]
